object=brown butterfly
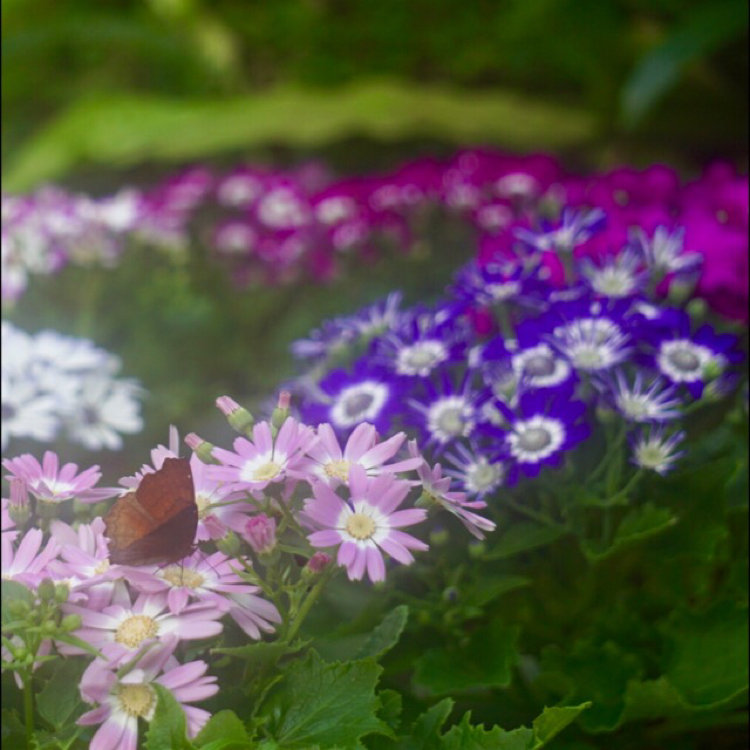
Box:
[104,457,198,566]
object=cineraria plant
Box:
[1,322,144,452]
[5,399,593,750]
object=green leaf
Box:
[664,601,749,707]
[3,81,594,191]
[194,710,250,750]
[439,713,534,750]
[1,580,33,626]
[582,504,677,561]
[144,684,195,750]
[36,659,86,730]
[377,690,403,731]
[353,606,408,660]
[261,651,390,748]
[485,523,567,560]
[620,0,748,127]
[464,575,530,608]
[539,641,642,732]
[1,709,26,747]
[414,622,519,696]
[408,699,454,748]
[531,703,592,747]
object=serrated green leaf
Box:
[194,710,250,750]
[439,713,534,750]
[377,690,402,731]
[582,504,677,561]
[354,606,408,660]
[485,523,567,560]
[144,684,194,750]
[414,622,519,696]
[664,601,749,707]
[539,641,642,733]
[531,703,591,747]
[408,699,454,749]
[261,651,389,749]
[36,659,86,730]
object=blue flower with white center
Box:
[515,207,606,255]
[495,390,589,480]
[299,360,401,435]
[629,226,702,277]
[451,260,540,308]
[640,309,742,398]
[549,312,632,374]
[406,371,489,452]
[579,249,647,299]
[630,426,685,475]
[443,440,506,499]
[604,370,682,423]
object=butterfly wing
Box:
[104,458,198,565]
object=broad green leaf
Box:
[1,709,26,746]
[582,504,677,561]
[261,651,389,748]
[377,690,403,731]
[620,0,748,127]
[531,703,592,747]
[1,580,33,626]
[538,641,642,733]
[194,710,250,750]
[664,601,749,707]
[144,684,194,750]
[3,81,594,191]
[36,659,86,730]
[354,606,408,660]
[439,713,534,750]
[485,523,567,560]
[407,698,454,749]
[464,575,530,608]
[413,622,519,696]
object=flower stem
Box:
[505,498,560,528]
[23,669,34,748]
[283,566,336,645]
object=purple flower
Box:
[630,426,686,475]
[302,466,427,582]
[604,370,682,423]
[515,208,606,255]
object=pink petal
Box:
[365,546,386,582]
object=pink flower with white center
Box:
[120,551,278,629]
[209,417,318,493]
[61,586,223,663]
[47,519,117,609]
[2,451,119,504]
[306,422,423,487]
[1,527,59,587]
[302,465,428,583]
[78,648,218,748]
[225,590,283,639]
[408,441,496,540]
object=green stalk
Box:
[283,566,336,645]
[23,669,33,749]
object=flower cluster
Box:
[2,401,482,748]
[1,322,144,451]
[3,153,747,319]
[289,208,744,493]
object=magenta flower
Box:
[302,465,428,583]
[209,417,318,493]
[408,442,496,540]
[1,527,59,587]
[242,514,277,555]
[306,422,423,487]
[3,451,119,504]
[78,648,218,748]
[61,586,223,662]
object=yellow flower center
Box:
[93,559,110,575]
[195,492,211,518]
[252,461,281,482]
[160,566,205,589]
[345,512,376,541]
[115,614,158,649]
[116,683,156,718]
[324,460,351,482]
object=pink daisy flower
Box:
[78,648,218,749]
[121,550,280,634]
[209,417,318,494]
[1,527,59,587]
[306,422,423,487]
[61,585,223,663]
[408,441,496,540]
[302,465,428,583]
[3,451,119,504]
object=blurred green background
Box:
[2,0,748,470]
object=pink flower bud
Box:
[306,552,332,574]
[184,433,220,464]
[242,514,277,555]
[277,391,291,410]
[216,395,241,416]
[9,479,29,510]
